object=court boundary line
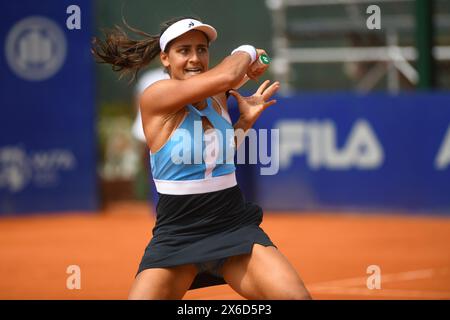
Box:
[189,267,450,300]
[308,287,450,299]
[307,267,450,299]
[308,267,449,288]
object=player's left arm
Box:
[230,80,280,148]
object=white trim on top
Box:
[153,172,237,195]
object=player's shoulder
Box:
[141,79,171,100]
[136,68,170,94]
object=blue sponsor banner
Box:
[240,92,450,214]
[0,1,97,214]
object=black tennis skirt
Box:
[136,184,276,290]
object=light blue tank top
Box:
[150,98,237,195]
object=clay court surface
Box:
[0,202,449,300]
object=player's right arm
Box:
[140,52,254,116]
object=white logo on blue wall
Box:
[435,125,450,170]
[277,119,384,170]
[5,16,67,81]
[0,146,76,193]
[0,147,32,192]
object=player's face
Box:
[161,30,210,80]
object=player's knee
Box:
[294,290,312,300]
[276,282,312,300]
[260,282,311,300]
[280,289,311,300]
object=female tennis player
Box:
[92,16,311,300]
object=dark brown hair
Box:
[91,16,200,82]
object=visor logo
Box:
[188,21,194,28]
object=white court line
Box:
[307,267,450,299]
[189,267,450,300]
[193,288,450,300]
[309,287,450,299]
[192,288,450,300]
[308,267,449,288]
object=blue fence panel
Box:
[0,1,97,215]
[245,92,450,214]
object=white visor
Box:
[159,19,217,52]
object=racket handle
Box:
[257,54,271,66]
